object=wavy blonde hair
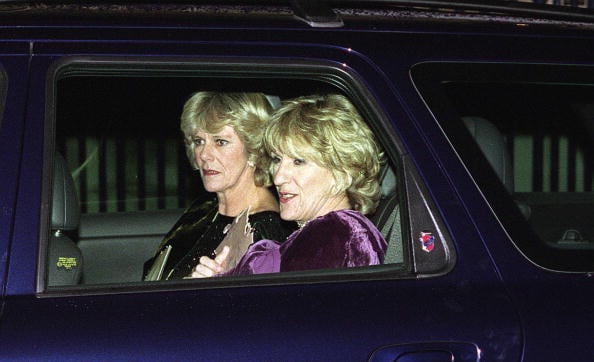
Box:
[264,94,383,215]
[180,92,273,187]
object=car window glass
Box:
[413,63,594,272]
[47,65,413,290]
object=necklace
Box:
[297,220,308,229]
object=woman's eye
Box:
[215,139,229,146]
[293,158,305,166]
[270,155,281,164]
[192,138,204,146]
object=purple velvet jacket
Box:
[225,209,388,275]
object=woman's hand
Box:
[190,246,231,278]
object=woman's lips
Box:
[279,192,296,204]
[202,169,220,176]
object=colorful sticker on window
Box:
[418,231,435,253]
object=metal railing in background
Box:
[58,136,204,214]
[512,135,594,193]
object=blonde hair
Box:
[265,94,383,214]
[180,92,273,187]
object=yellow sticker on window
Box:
[56,257,77,269]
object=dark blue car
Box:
[0,1,593,360]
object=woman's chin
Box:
[280,211,298,222]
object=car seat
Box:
[463,116,530,218]
[48,153,83,286]
[463,116,514,191]
[371,162,402,264]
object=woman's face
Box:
[192,125,253,195]
[271,150,348,223]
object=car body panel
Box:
[0,44,33,300]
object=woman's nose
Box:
[196,143,213,162]
[273,163,288,186]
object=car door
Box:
[0,27,520,361]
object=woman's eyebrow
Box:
[212,130,234,138]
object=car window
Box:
[44,60,426,290]
[413,62,594,272]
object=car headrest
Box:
[463,116,514,192]
[51,153,80,231]
[265,94,281,109]
[379,163,397,197]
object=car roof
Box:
[1,0,594,37]
[1,0,594,22]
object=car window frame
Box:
[412,61,594,273]
[39,56,453,295]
